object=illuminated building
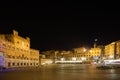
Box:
[73,47,87,61]
[86,41,103,62]
[104,42,115,59]
[88,47,101,61]
[104,40,120,59]
[116,40,120,59]
[0,30,39,68]
[73,46,101,62]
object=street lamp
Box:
[81,57,86,61]
[61,58,65,61]
[109,55,114,59]
[72,57,76,61]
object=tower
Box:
[94,38,98,48]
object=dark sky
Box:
[0,2,120,51]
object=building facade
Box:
[88,47,101,61]
[73,47,101,62]
[104,41,120,59]
[0,30,39,68]
[73,47,87,61]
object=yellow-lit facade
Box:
[30,49,39,66]
[104,42,115,59]
[73,47,87,60]
[73,47,101,61]
[115,40,120,59]
[0,30,39,68]
[60,50,73,60]
[88,48,101,60]
[104,41,120,59]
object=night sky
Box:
[0,2,120,51]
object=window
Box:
[17,41,19,44]
[30,63,32,65]
[8,62,11,67]
[24,63,26,65]
[12,63,15,66]
[26,44,28,47]
[17,63,19,66]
